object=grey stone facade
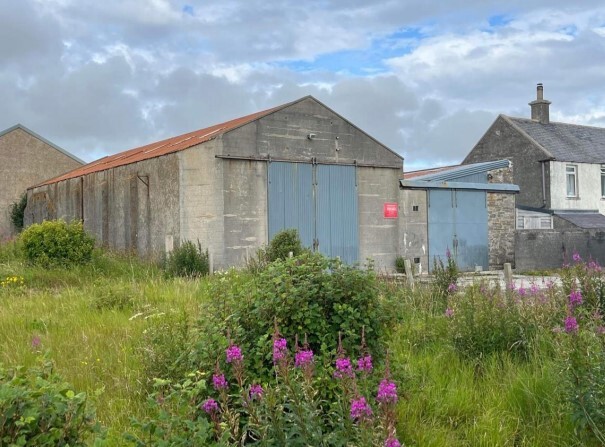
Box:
[1,125,82,239]
[487,166,516,268]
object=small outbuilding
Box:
[25,96,404,270]
[0,124,83,239]
[399,160,519,272]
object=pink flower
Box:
[249,384,263,400]
[334,357,354,379]
[569,290,583,307]
[350,396,373,421]
[31,336,41,349]
[572,252,581,262]
[446,248,451,259]
[377,379,398,404]
[564,316,579,333]
[518,287,527,297]
[444,308,454,318]
[384,437,401,447]
[447,283,457,293]
[294,349,314,368]
[201,398,219,414]
[273,337,288,363]
[212,373,228,390]
[356,355,373,372]
[226,344,243,363]
[530,284,539,295]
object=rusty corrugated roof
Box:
[34,99,300,187]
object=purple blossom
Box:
[357,355,373,372]
[569,290,583,307]
[518,287,527,297]
[597,326,605,335]
[530,283,539,295]
[334,357,354,379]
[384,437,402,447]
[226,344,243,363]
[444,308,454,318]
[201,398,219,414]
[377,379,398,404]
[447,283,457,293]
[212,373,228,390]
[572,252,581,262]
[446,248,451,259]
[249,384,263,400]
[31,336,41,349]
[294,349,314,368]
[273,337,287,363]
[349,396,373,421]
[565,316,579,333]
[588,261,600,271]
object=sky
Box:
[2,1,605,170]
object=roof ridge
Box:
[506,115,605,132]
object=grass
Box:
[0,241,600,446]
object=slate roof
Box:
[506,116,605,163]
[555,212,605,229]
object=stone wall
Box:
[487,192,515,269]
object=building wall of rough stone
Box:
[487,192,516,269]
[0,127,82,238]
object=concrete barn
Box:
[0,124,83,239]
[25,96,404,270]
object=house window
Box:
[601,165,605,197]
[566,165,577,198]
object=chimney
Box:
[529,83,551,124]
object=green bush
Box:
[395,255,406,274]
[0,360,104,446]
[432,250,459,301]
[166,240,209,277]
[9,193,27,233]
[266,229,303,262]
[20,220,95,268]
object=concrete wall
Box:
[463,116,549,209]
[0,127,82,238]
[549,161,605,212]
[516,229,605,271]
[398,189,428,272]
[26,153,180,257]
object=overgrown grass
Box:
[0,240,598,446]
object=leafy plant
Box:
[9,193,27,233]
[20,219,95,267]
[432,249,459,300]
[165,240,209,277]
[395,256,406,274]
[0,359,105,446]
[266,229,303,262]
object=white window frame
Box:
[566,164,578,198]
[601,165,605,198]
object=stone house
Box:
[399,160,518,272]
[25,96,404,270]
[463,84,605,269]
[0,124,83,239]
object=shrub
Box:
[432,249,459,300]
[166,240,209,277]
[9,193,27,233]
[20,220,95,267]
[266,228,303,262]
[0,360,104,446]
[560,254,605,316]
[90,283,136,310]
[395,255,406,274]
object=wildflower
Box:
[530,283,539,295]
[294,349,314,368]
[518,286,527,297]
[444,308,454,318]
[596,326,605,335]
[564,316,579,333]
[572,252,581,262]
[249,384,263,400]
[569,289,583,307]
[334,357,354,379]
[350,396,373,421]
[588,260,600,270]
[212,373,228,390]
[273,337,287,363]
[31,335,41,349]
[201,398,219,414]
[377,379,398,404]
[447,283,457,293]
[384,437,402,447]
[357,354,373,372]
[226,344,243,363]
[446,247,451,259]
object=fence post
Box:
[404,259,415,289]
[504,263,512,290]
[209,252,214,275]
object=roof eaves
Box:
[400,179,519,193]
[411,159,510,182]
[0,124,85,164]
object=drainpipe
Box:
[541,161,547,207]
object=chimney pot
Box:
[529,83,551,124]
[537,83,543,100]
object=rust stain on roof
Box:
[35,101,290,187]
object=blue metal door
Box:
[428,189,488,271]
[268,162,315,249]
[268,162,358,263]
[316,165,358,263]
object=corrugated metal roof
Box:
[405,159,510,182]
[404,164,458,179]
[506,116,605,163]
[555,212,605,229]
[400,179,519,192]
[34,98,301,187]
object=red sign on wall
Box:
[383,202,398,219]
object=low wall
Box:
[515,229,605,271]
